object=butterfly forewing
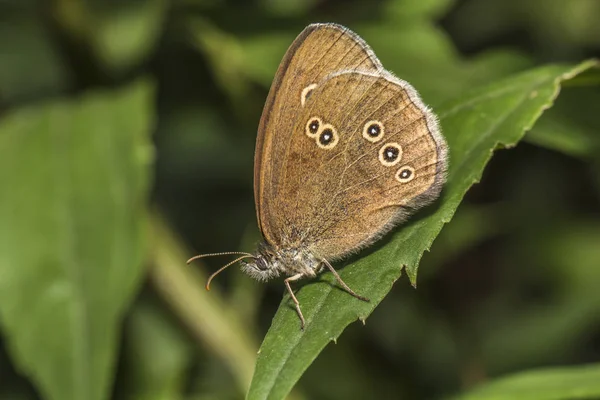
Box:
[255,23,382,245]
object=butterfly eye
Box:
[316,124,339,149]
[396,166,415,183]
[378,143,403,167]
[305,117,322,138]
[362,120,384,142]
[301,83,318,106]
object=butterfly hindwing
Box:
[275,71,447,259]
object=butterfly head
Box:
[238,242,282,281]
[241,242,321,282]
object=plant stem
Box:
[148,213,257,390]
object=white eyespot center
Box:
[396,166,415,183]
[362,120,384,142]
[316,124,339,149]
[301,83,318,107]
[305,117,322,138]
[378,142,402,166]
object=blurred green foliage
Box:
[0,1,598,400]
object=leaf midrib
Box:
[257,287,334,399]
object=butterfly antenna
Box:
[186,251,254,264]
[205,255,255,291]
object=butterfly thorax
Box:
[240,241,321,282]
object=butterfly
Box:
[189,23,448,329]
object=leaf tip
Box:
[406,268,418,288]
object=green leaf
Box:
[259,0,319,16]
[475,220,600,373]
[455,363,600,400]
[525,69,600,159]
[0,80,154,400]
[0,13,69,102]
[149,214,258,391]
[237,21,531,105]
[383,0,455,21]
[120,298,193,400]
[188,17,249,102]
[93,0,167,73]
[239,32,296,88]
[246,60,599,400]
[358,22,533,103]
[446,0,600,58]
[52,0,166,74]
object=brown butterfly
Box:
[188,23,448,329]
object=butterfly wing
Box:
[255,23,381,245]
[271,70,447,260]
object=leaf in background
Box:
[120,298,193,400]
[418,203,506,278]
[188,0,530,111]
[52,0,166,74]
[245,61,599,400]
[526,112,597,159]
[358,22,532,103]
[149,215,258,392]
[93,0,167,73]
[239,32,296,88]
[187,17,250,104]
[259,0,318,17]
[0,80,154,400]
[525,73,600,159]
[235,16,531,105]
[446,0,600,59]
[456,363,600,400]
[158,104,253,180]
[476,220,600,374]
[0,13,69,103]
[595,160,600,198]
[383,0,454,20]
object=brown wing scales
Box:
[254,24,381,245]
[276,71,446,259]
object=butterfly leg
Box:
[284,273,306,330]
[321,258,370,302]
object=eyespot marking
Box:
[396,166,415,183]
[378,143,402,166]
[362,120,384,142]
[306,117,322,138]
[316,124,339,149]
[301,83,318,107]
